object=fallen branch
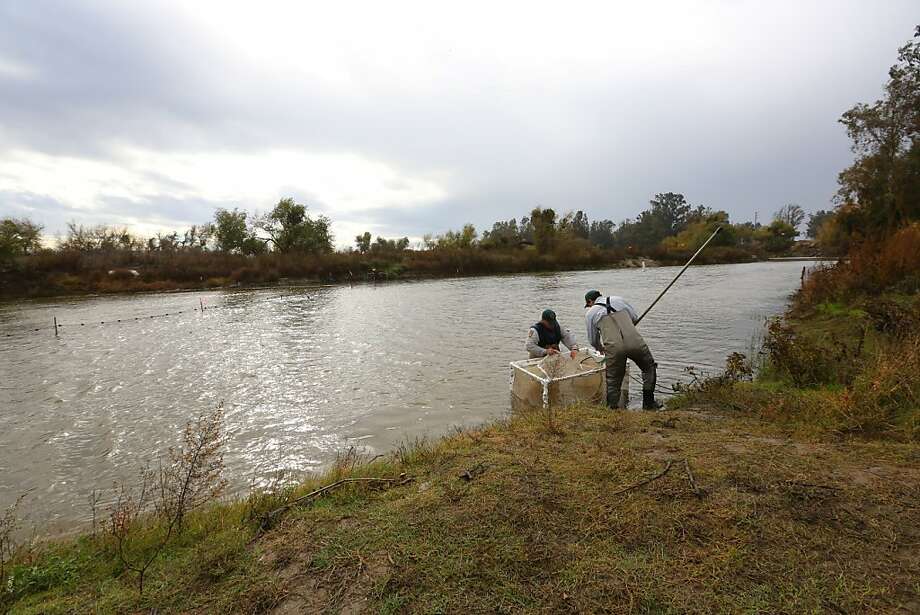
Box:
[260,474,412,531]
[683,459,703,497]
[611,460,673,496]
[784,480,840,491]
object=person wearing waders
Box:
[584,290,662,410]
[525,309,580,359]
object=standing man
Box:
[525,309,579,359]
[584,290,661,410]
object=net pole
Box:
[635,226,722,325]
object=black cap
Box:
[541,309,556,322]
[585,290,601,306]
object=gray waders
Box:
[597,310,659,409]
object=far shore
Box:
[1,252,799,301]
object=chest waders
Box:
[597,300,659,409]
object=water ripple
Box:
[0,262,804,530]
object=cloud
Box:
[0,147,448,245]
[0,0,917,244]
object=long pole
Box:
[635,226,723,325]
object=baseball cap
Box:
[584,290,602,306]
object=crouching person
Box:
[525,309,579,359]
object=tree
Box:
[836,26,920,241]
[519,216,534,243]
[558,210,589,239]
[434,224,477,249]
[181,224,212,250]
[530,207,557,253]
[615,193,703,249]
[661,211,736,251]
[258,198,333,254]
[480,219,521,249]
[636,192,693,245]
[733,222,757,247]
[755,220,797,253]
[355,232,372,253]
[806,210,834,239]
[459,224,477,248]
[61,222,141,252]
[148,231,180,252]
[774,204,806,232]
[370,236,410,254]
[815,211,850,254]
[212,208,250,253]
[588,219,616,248]
[0,217,42,261]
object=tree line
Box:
[2,193,832,265]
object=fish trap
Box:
[510,350,612,408]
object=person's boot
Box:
[643,390,663,410]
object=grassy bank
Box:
[670,228,920,442]
[3,403,918,614]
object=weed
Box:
[5,554,80,600]
[107,404,228,593]
[0,493,26,590]
[762,317,866,387]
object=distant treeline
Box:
[1,193,836,297]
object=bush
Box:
[231,267,278,284]
[838,334,920,438]
[803,224,920,304]
[762,317,865,387]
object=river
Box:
[0,261,809,531]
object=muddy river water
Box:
[1,261,811,531]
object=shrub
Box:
[107,406,228,593]
[802,223,920,305]
[837,334,920,438]
[231,266,278,284]
[762,318,865,387]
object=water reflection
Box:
[0,262,805,531]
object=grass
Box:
[4,404,919,614]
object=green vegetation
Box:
[3,405,918,614]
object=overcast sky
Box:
[0,1,916,246]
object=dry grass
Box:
[801,223,920,306]
[7,405,918,614]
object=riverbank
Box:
[4,403,918,614]
[670,284,919,441]
[0,244,762,300]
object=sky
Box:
[0,1,917,247]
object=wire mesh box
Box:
[509,350,608,408]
